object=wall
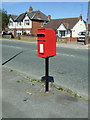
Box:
[22,15,32,29]
[31,21,44,35]
[8,16,44,36]
[72,20,86,37]
[8,15,32,30]
[57,24,67,37]
[57,37,78,42]
[3,35,12,38]
[20,35,37,41]
[8,18,16,29]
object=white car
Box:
[77,32,86,45]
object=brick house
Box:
[8,6,50,37]
[43,15,86,41]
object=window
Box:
[17,33,21,36]
[9,21,13,26]
[43,21,47,25]
[67,30,70,34]
[23,29,30,34]
[18,22,22,26]
[16,30,22,36]
[60,31,65,37]
[57,30,67,38]
[25,20,30,25]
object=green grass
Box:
[31,83,35,86]
[17,80,23,83]
[50,83,84,99]
[24,75,85,100]
[9,69,13,72]
[7,67,87,100]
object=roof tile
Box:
[11,10,48,22]
[43,17,79,30]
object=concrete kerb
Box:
[1,38,89,50]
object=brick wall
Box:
[57,37,78,42]
[31,21,44,35]
[20,35,37,41]
[86,36,90,44]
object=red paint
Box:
[37,28,56,58]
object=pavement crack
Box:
[57,71,66,75]
[2,51,23,65]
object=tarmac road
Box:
[2,39,88,98]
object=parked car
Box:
[77,32,86,45]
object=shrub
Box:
[22,31,27,35]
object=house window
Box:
[23,29,30,34]
[43,21,47,25]
[67,30,70,34]
[17,33,21,36]
[60,31,65,37]
[9,21,13,26]
[25,20,30,25]
[16,29,22,36]
[8,30,13,34]
[18,22,22,26]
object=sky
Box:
[1,2,88,21]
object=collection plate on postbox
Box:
[37,28,56,58]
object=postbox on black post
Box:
[37,28,56,58]
[37,28,56,92]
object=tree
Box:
[0,9,9,31]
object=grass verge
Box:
[6,67,88,100]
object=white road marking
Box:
[57,52,75,57]
[2,44,22,50]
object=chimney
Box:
[79,14,82,21]
[48,15,51,21]
[29,6,33,12]
[37,13,41,19]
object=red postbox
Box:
[37,28,56,58]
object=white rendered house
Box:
[43,14,86,39]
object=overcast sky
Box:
[2,2,88,20]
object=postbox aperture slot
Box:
[38,40,46,42]
[37,34,45,37]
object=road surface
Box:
[2,39,88,98]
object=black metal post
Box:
[45,57,49,92]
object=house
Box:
[43,14,86,41]
[8,6,50,37]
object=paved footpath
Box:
[2,66,88,118]
[57,42,89,49]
